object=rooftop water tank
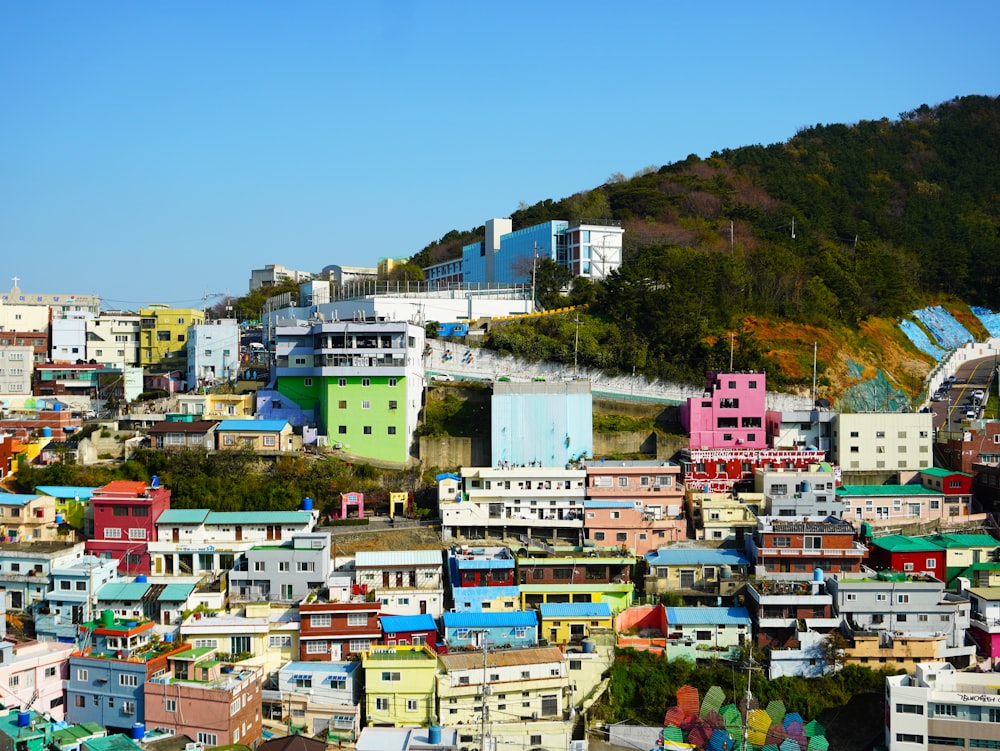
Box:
[42,427,52,438]
[136,575,148,584]
[428,726,442,745]
[302,497,314,511]
[582,639,596,654]
[16,711,30,727]
[130,723,145,741]
[151,475,159,488]
[813,568,824,582]
[101,609,115,627]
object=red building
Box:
[748,517,865,576]
[298,601,382,661]
[84,479,171,574]
[379,614,439,653]
[680,448,827,493]
[866,534,945,577]
[918,467,974,504]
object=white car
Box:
[973,389,986,401]
[430,373,454,382]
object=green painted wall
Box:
[279,375,410,463]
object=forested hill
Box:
[414,95,1000,391]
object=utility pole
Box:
[812,342,818,404]
[480,633,491,751]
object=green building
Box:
[271,320,424,464]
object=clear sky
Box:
[1,2,996,310]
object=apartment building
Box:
[138,305,205,372]
[832,412,933,474]
[84,480,171,575]
[354,550,444,618]
[747,517,866,579]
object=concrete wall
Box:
[419,436,490,469]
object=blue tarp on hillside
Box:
[898,319,946,360]
[972,306,1000,338]
[912,306,973,350]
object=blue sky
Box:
[1,2,996,309]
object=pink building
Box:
[680,371,767,450]
[0,640,75,721]
[582,461,687,553]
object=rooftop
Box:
[645,547,749,567]
[870,534,944,553]
[443,611,537,629]
[539,602,612,619]
[836,484,941,497]
[439,646,564,671]
[355,550,442,567]
[214,419,289,432]
[666,606,752,626]
[379,614,437,633]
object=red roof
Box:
[97,480,149,495]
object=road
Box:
[930,354,997,432]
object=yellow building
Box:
[362,645,438,727]
[175,392,255,419]
[845,631,954,672]
[139,304,205,369]
[178,603,299,674]
[538,601,614,644]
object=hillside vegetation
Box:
[419,95,1000,398]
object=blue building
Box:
[441,611,538,651]
[35,556,121,642]
[450,586,521,612]
[66,614,185,731]
[491,380,593,466]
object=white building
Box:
[832,412,933,474]
[1,279,100,315]
[886,662,1000,750]
[440,466,587,546]
[86,311,141,368]
[0,345,34,397]
[51,312,93,363]
[186,318,240,390]
[249,264,315,291]
[354,550,444,618]
[149,508,316,577]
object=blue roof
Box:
[443,611,537,629]
[214,420,290,432]
[583,500,637,509]
[436,472,460,482]
[156,509,211,524]
[539,602,612,619]
[0,494,40,506]
[451,586,521,610]
[380,614,437,633]
[157,584,195,602]
[645,548,750,567]
[666,606,751,626]
[97,582,150,602]
[36,486,98,500]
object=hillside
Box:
[416,95,1000,397]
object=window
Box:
[363,426,372,435]
[254,561,266,572]
[122,701,135,715]
[269,635,292,648]
[804,536,822,549]
[44,666,57,678]
[338,400,347,409]
[230,636,251,655]
[347,613,367,627]
[76,669,88,681]
[295,676,313,688]
[616,532,628,542]
[297,561,316,572]
[895,734,923,744]
[197,734,218,747]
[119,674,138,687]
[388,426,396,435]
[897,594,910,604]
[375,698,390,711]
[594,532,605,541]
[348,639,370,653]
[74,696,85,708]
[406,699,419,712]
[338,425,347,434]
[389,378,397,387]
[772,536,791,548]
[305,640,328,654]
[362,400,371,410]
[104,527,122,539]
[166,698,177,713]
[389,400,398,410]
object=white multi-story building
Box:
[886,662,1000,750]
[186,318,240,390]
[0,345,33,396]
[754,466,846,518]
[149,508,317,577]
[249,264,315,291]
[1,279,100,315]
[832,412,933,474]
[50,312,93,363]
[354,550,444,618]
[440,466,588,546]
[86,311,141,368]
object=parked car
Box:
[973,389,985,401]
[430,373,454,382]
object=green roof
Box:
[921,467,972,478]
[156,509,211,524]
[871,534,942,553]
[205,511,312,525]
[927,533,1000,548]
[836,485,940,497]
[52,723,106,745]
[97,581,150,601]
[158,583,195,602]
[364,649,435,662]
[171,646,217,661]
[82,735,143,751]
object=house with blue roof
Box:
[441,611,538,651]
[36,486,97,530]
[447,545,515,588]
[539,601,613,644]
[274,660,363,742]
[643,546,749,602]
[214,419,296,453]
[379,614,439,652]
[664,606,751,660]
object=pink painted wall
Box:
[682,372,767,450]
